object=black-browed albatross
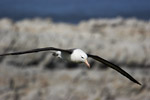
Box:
[0,47,141,85]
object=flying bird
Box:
[0,47,141,85]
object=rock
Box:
[0,18,149,68]
[0,17,150,100]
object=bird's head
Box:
[71,49,90,68]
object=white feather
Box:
[70,49,87,63]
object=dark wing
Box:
[0,47,72,56]
[88,54,141,85]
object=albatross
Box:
[0,47,141,85]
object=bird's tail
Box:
[52,51,62,58]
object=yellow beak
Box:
[85,59,90,68]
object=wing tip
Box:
[133,79,142,86]
[0,53,11,56]
[136,81,142,86]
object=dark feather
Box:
[0,47,72,56]
[0,47,141,85]
[88,54,141,85]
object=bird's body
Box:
[0,47,141,85]
[52,49,90,67]
[54,50,72,61]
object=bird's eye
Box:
[81,56,84,59]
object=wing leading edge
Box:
[88,54,141,85]
[0,47,72,56]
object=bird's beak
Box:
[85,59,90,68]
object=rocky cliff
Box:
[0,18,150,100]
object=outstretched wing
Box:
[87,54,141,85]
[0,47,72,56]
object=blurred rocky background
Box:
[0,18,150,100]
